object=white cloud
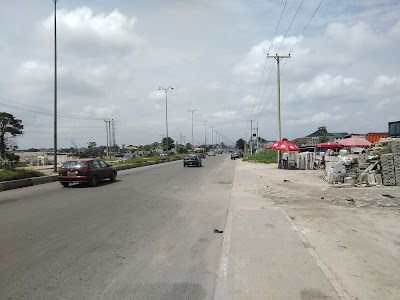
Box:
[212,111,239,121]
[1,1,400,148]
[373,75,400,91]
[296,74,361,99]
[82,105,120,118]
[148,90,164,99]
[311,112,330,124]
[42,7,143,53]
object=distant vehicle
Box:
[231,152,240,160]
[183,154,202,167]
[58,158,117,187]
[194,147,206,158]
[207,150,216,156]
[160,151,169,157]
[118,153,136,162]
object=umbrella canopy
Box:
[338,137,371,148]
[315,142,344,149]
[268,141,299,152]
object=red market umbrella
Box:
[268,141,299,152]
[338,137,371,148]
[315,142,344,149]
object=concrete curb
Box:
[280,208,351,300]
[0,175,59,192]
[0,158,183,192]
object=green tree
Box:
[0,112,23,159]
[317,126,329,143]
[162,137,174,151]
[236,138,245,150]
[87,142,96,150]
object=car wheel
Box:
[88,176,98,187]
[110,172,117,182]
[61,182,69,187]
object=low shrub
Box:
[242,150,277,164]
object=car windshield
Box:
[61,161,86,169]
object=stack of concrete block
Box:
[381,153,396,186]
[324,160,347,184]
[391,142,400,186]
[297,152,314,170]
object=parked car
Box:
[183,154,202,167]
[118,153,136,162]
[58,158,117,187]
[160,151,169,157]
[231,152,240,160]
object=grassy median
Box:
[115,153,184,165]
[0,169,47,182]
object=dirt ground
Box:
[238,161,400,300]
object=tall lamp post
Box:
[188,109,197,149]
[159,86,173,151]
[201,120,208,148]
[210,126,215,149]
[53,0,59,172]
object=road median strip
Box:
[0,157,183,192]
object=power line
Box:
[246,0,288,124]
[252,0,325,122]
[0,97,105,120]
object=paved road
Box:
[0,154,235,300]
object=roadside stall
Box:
[268,140,299,169]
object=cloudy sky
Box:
[0,0,399,150]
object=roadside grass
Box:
[115,153,184,165]
[242,150,277,164]
[0,169,47,182]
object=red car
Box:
[58,158,117,187]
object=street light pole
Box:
[210,126,215,149]
[159,86,173,151]
[201,120,208,148]
[188,108,197,149]
[53,0,58,173]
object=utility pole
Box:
[159,86,173,152]
[256,122,259,154]
[111,119,116,147]
[108,120,112,158]
[268,53,290,166]
[210,126,215,149]
[245,132,247,154]
[53,0,58,172]
[201,120,208,148]
[188,108,197,149]
[249,120,253,154]
[105,120,109,159]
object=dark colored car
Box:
[231,152,240,160]
[58,158,117,187]
[183,154,202,167]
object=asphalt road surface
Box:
[0,154,235,300]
